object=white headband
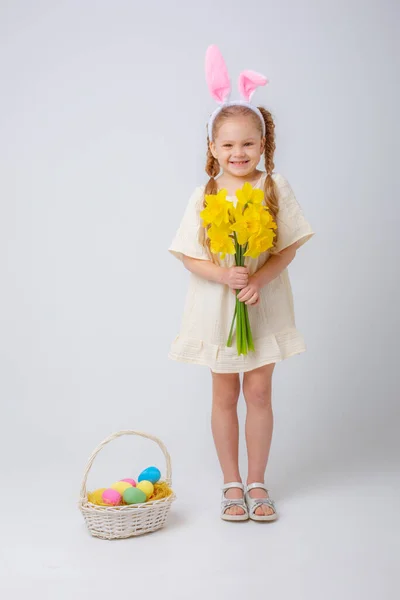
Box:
[205,45,269,142]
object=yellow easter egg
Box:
[110,481,133,495]
[88,488,108,505]
[136,480,154,499]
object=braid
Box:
[199,134,220,262]
[258,106,280,254]
[205,140,220,186]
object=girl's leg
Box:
[211,370,244,516]
[242,362,276,516]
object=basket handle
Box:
[80,430,172,499]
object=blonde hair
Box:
[200,104,280,262]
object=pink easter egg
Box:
[121,478,136,487]
[102,488,122,506]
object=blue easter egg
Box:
[138,466,161,484]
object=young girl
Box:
[168,46,314,522]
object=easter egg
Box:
[110,481,133,495]
[138,466,161,484]
[102,488,122,506]
[123,487,147,505]
[121,478,136,487]
[88,488,107,505]
[136,480,154,499]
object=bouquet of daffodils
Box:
[200,183,277,355]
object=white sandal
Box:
[245,482,278,522]
[221,482,249,522]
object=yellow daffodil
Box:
[230,203,263,245]
[244,229,276,258]
[207,223,235,259]
[235,182,264,206]
[259,206,277,230]
[200,189,231,227]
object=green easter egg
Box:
[123,486,147,505]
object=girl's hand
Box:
[236,277,261,305]
[221,266,249,290]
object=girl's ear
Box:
[209,140,218,159]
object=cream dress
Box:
[168,172,315,373]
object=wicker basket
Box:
[79,430,176,540]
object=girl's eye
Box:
[223,143,253,148]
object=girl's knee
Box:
[243,364,274,408]
[212,372,240,408]
[243,380,272,409]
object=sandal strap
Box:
[246,482,269,493]
[221,498,247,509]
[250,498,276,511]
[222,481,244,492]
[221,498,249,515]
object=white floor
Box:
[1,458,399,600]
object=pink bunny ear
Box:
[238,70,268,101]
[205,45,231,104]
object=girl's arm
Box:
[237,241,300,304]
[182,256,249,290]
[251,241,299,289]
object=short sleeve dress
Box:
[168,172,315,373]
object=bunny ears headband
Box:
[205,45,269,141]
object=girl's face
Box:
[210,115,265,178]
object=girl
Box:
[168,46,314,522]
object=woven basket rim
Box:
[79,491,176,511]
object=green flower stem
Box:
[236,297,242,354]
[237,298,241,355]
[234,233,239,266]
[242,302,248,354]
[226,234,255,355]
[239,300,244,355]
[226,301,237,347]
[236,297,241,354]
[238,298,247,355]
[244,304,255,352]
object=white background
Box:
[1,0,399,598]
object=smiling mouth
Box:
[230,160,249,165]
